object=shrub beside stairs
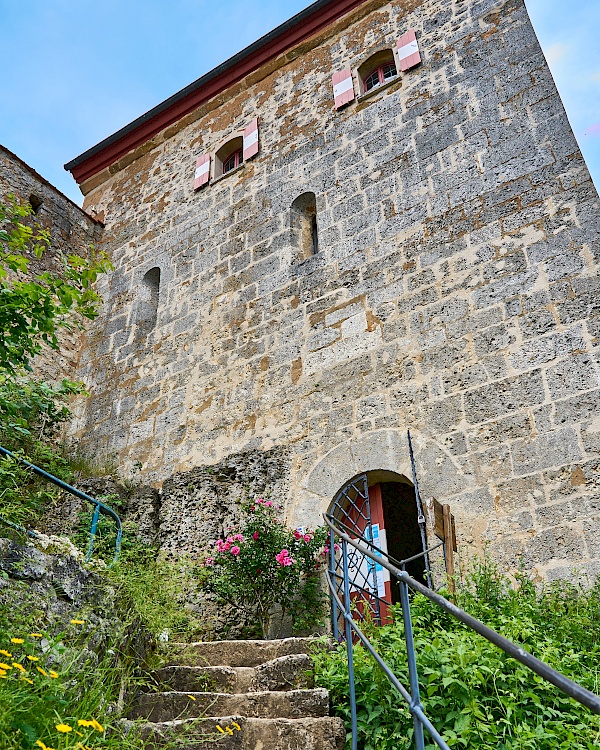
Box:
[128,637,345,749]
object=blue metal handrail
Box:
[324,512,600,750]
[0,445,122,565]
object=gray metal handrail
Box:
[0,445,122,565]
[324,512,600,750]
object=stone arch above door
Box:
[287,428,471,531]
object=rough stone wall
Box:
[0,145,103,382]
[71,0,600,580]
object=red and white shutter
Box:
[194,154,211,189]
[243,118,259,161]
[397,30,421,71]
[332,69,355,109]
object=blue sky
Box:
[0,0,598,205]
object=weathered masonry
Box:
[65,0,600,581]
[0,145,103,383]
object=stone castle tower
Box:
[60,0,600,579]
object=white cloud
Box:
[544,42,568,65]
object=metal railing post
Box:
[399,577,426,750]
[0,445,122,565]
[330,527,340,642]
[86,503,101,561]
[407,431,433,589]
[342,538,358,750]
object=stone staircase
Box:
[128,637,346,749]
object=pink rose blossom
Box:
[265,500,273,507]
[253,531,259,541]
[303,534,312,543]
[293,529,302,540]
[257,498,264,504]
[205,557,214,566]
[233,533,244,542]
[231,546,241,556]
[275,549,295,566]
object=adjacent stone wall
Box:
[0,145,103,382]
[70,0,600,580]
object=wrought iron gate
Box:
[327,432,435,634]
[328,473,382,630]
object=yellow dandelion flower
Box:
[225,726,234,736]
[77,720,93,727]
[30,633,43,638]
[0,650,12,658]
[232,721,241,731]
[21,676,34,685]
[186,694,196,701]
[35,741,55,750]
[0,662,11,670]
[216,725,225,733]
[75,730,83,737]
[49,670,59,679]
[12,662,26,672]
[70,619,85,625]
[90,720,104,733]
[36,666,48,677]
[10,638,24,644]
[27,655,39,662]
[55,724,73,733]
[0,672,7,679]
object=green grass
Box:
[313,558,600,750]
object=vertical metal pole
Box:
[342,538,358,750]
[86,504,101,561]
[399,577,426,750]
[330,527,340,642]
[407,431,433,589]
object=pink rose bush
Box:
[202,500,328,638]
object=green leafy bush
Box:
[313,558,600,749]
[0,196,111,376]
[202,499,329,638]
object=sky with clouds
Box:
[0,0,598,205]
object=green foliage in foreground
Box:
[0,621,136,750]
[0,555,211,750]
[313,559,600,750]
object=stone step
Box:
[163,637,317,667]
[127,688,329,722]
[139,715,345,750]
[151,653,314,693]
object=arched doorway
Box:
[328,470,427,626]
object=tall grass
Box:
[313,557,600,750]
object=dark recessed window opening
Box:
[358,50,398,95]
[137,267,161,334]
[291,192,319,260]
[223,148,244,174]
[28,194,43,214]
[311,214,319,255]
[363,61,397,91]
[215,136,244,178]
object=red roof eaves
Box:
[66,0,369,186]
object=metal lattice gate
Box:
[328,473,383,629]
